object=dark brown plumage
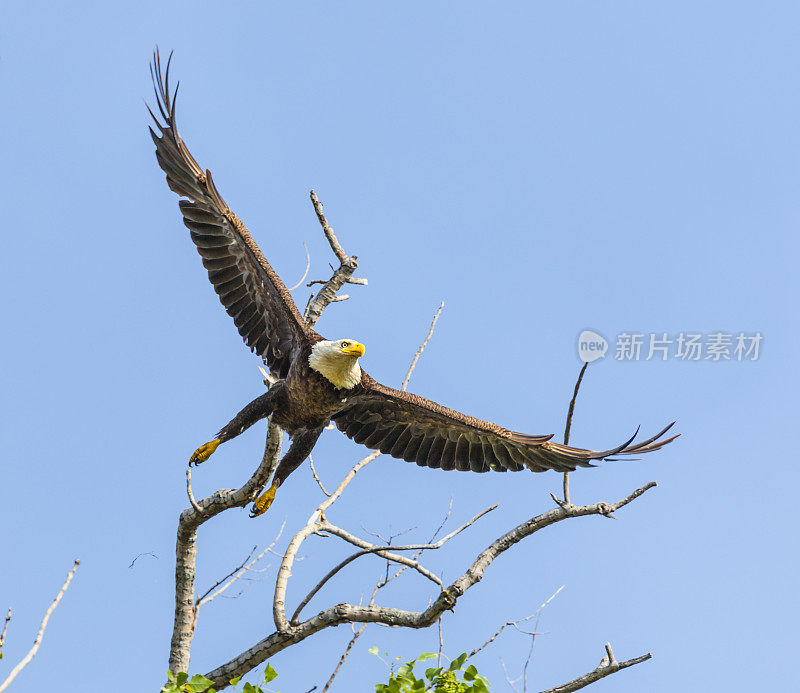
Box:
[148,51,677,515]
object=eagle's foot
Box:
[250,483,278,518]
[190,439,221,466]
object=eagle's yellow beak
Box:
[342,342,366,358]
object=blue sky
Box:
[1,2,798,691]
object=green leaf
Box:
[375,686,386,693]
[418,652,437,661]
[470,676,489,693]
[425,667,443,681]
[242,683,261,693]
[463,664,477,681]
[396,663,414,680]
[448,653,468,671]
[369,646,380,656]
[167,671,176,683]
[176,672,189,686]
[230,676,242,687]
[264,663,279,683]
[186,673,215,692]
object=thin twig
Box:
[467,585,564,660]
[308,454,332,497]
[320,622,367,693]
[315,499,456,691]
[290,505,496,624]
[521,587,565,693]
[310,190,347,264]
[0,560,80,693]
[320,574,382,692]
[401,302,444,392]
[196,546,255,606]
[288,242,311,291]
[378,499,452,588]
[437,617,444,668]
[194,521,285,635]
[186,469,205,515]
[536,643,651,693]
[501,658,520,693]
[0,607,11,656]
[562,362,589,506]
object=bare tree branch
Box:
[320,622,367,693]
[437,617,444,668]
[303,191,362,327]
[308,455,332,497]
[401,301,444,392]
[309,190,347,264]
[0,560,79,693]
[319,500,458,692]
[561,362,589,507]
[536,643,651,693]
[320,497,455,693]
[169,421,283,675]
[197,522,284,611]
[196,545,258,607]
[0,608,11,658]
[290,504,497,625]
[186,469,205,515]
[201,481,656,688]
[467,585,564,660]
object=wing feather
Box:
[332,374,677,474]
[148,50,321,377]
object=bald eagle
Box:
[148,52,677,517]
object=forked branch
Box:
[303,191,364,327]
[201,481,657,688]
[537,643,651,693]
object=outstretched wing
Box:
[148,50,321,378]
[333,376,677,473]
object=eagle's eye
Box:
[341,341,350,348]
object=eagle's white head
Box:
[308,339,366,390]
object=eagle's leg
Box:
[189,381,286,466]
[250,426,323,517]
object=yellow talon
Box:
[250,483,278,518]
[190,439,221,466]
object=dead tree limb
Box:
[537,643,651,693]
[169,422,283,675]
[303,191,362,327]
[0,560,79,693]
[200,481,656,688]
[0,607,10,658]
